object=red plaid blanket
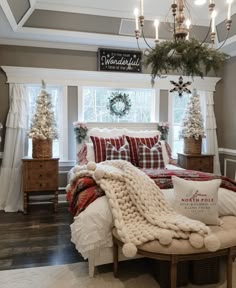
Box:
[141,168,236,192]
[67,168,236,216]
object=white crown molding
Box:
[1,66,221,92]
[219,148,236,156]
[34,2,133,19]
[0,0,18,31]
[0,38,99,51]
[16,0,36,29]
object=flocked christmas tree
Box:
[180,89,205,140]
[28,80,58,141]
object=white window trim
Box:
[2,66,221,164]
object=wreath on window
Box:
[107,92,132,118]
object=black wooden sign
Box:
[98,48,142,73]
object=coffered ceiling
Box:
[0,0,236,55]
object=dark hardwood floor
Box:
[0,202,85,271]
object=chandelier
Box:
[133,0,233,84]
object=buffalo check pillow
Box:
[138,142,165,169]
[125,135,159,166]
[90,136,125,163]
[106,142,130,162]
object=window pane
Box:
[82,87,155,123]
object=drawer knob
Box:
[39,183,42,187]
[39,174,42,177]
[40,165,43,168]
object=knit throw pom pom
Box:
[204,234,221,252]
[94,168,105,180]
[73,165,80,173]
[122,242,137,258]
[65,183,71,193]
[87,161,96,171]
[189,233,204,249]
[159,230,172,245]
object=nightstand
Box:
[177,153,214,173]
[22,157,59,214]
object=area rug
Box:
[0,261,235,288]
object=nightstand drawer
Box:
[177,153,214,173]
[187,158,211,172]
[22,159,59,191]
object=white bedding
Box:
[71,186,236,259]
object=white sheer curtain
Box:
[0,84,29,212]
[201,91,221,175]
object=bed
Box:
[67,127,236,277]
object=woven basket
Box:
[32,138,52,158]
[184,137,202,154]
[190,257,220,285]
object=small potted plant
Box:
[180,89,205,154]
[73,122,88,144]
[157,122,169,141]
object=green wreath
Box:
[107,92,132,118]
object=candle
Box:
[227,0,233,20]
[185,19,191,40]
[134,8,139,30]
[154,19,159,41]
[140,0,144,16]
[211,10,217,33]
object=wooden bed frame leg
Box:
[170,255,178,288]
[227,248,233,288]
[113,240,119,278]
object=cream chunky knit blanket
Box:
[69,160,221,257]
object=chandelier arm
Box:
[198,19,212,47]
[216,30,230,51]
[141,28,155,51]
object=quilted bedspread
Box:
[67,167,236,216]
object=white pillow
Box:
[86,142,95,162]
[160,140,169,167]
[124,129,161,137]
[172,176,221,225]
[88,128,125,139]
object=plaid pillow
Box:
[125,135,159,166]
[90,136,125,163]
[138,142,165,169]
[106,142,130,162]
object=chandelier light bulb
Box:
[185,19,191,29]
[194,0,206,5]
[134,8,139,30]
[140,0,144,17]
[154,19,159,41]
[211,10,217,33]
[227,0,233,20]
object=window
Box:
[82,87,156,122]
[170,91,206,158]
[27,85,63,159]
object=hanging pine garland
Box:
[107,92,132,118]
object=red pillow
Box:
[126,135,159,166]
[90,136,125,163]
[138,142,165,169]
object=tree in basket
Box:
[28,80,58,158]
[180,89,205,154]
